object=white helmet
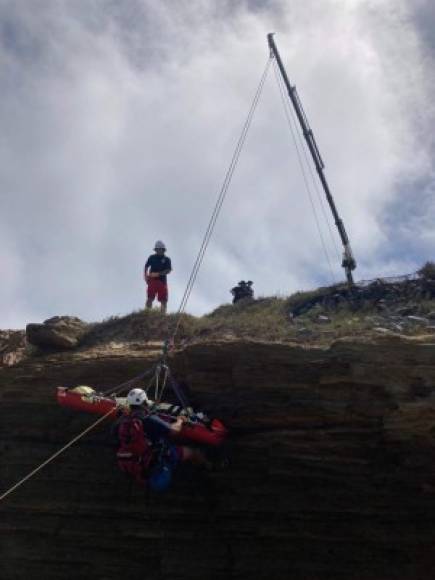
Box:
[154,240,166,250]
[127,388,149,406]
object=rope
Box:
[1,344,165,502]
[101,366,156,397]
[291,95,342,268]
[154,367,160,400]
[272,59,336,285]
[94,58,272,407]
[168,371,190,410]
[168,56,273,345]
[0,54,269,500]
[157,365,169,403]
[144,370,158,397]
[0,405,117,503]
[304,155,342,269]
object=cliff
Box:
[2,329,435,580]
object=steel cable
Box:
[272,59,336,284]
[0,406,117,503]
[169,57,273,343]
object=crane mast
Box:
[267,33,356,286]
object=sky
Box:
[1,0,434,329]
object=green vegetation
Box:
[80,267,435,349]
[82,295,308,347]
[418,261,435,280]
[202,297,291,340]
[80,298,355,348]
[82,309,199,345]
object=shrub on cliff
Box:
[417,261,435,280]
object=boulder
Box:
[0,330,27,367]
[26,316,88,350]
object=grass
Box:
[80,291,364,348]
[77,278,435,350]
[80,296,299,347]
[200,297,291,341]
[82,309,200,346]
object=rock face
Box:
[289,275,435,317]
[26,316,88,350]
[0,330,26,367]
[1,336,435,579]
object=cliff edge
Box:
[2,325,435,579]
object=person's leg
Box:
[157,282,168,314]
[146,280,157,309]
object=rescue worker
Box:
[115,388,209,491]
[230,280,254,304]
[144,240,172,314]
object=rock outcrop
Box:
[1,335,435,579]
[26,316,88,350]
[289,274,435,317]
[0,330,27,367]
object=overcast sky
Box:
[1,0,434,329]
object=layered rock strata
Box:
[1,336,435,579]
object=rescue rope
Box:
[0,56,271,503]
[154,367,160,400]
[168,371,190,409]
[278,69,342,269]
[168,56,273,345]
[272,59,336,284]
[101,366,156,397]
[158,365,169,402]
[145,368,158,397]
[299,128,342,269]
[0,406,117,503]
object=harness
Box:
[115,412,175,485]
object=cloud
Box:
[0,0,434,328]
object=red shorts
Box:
[147,279,168,302]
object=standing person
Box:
[230,280,254,304]
[144,240,172,314]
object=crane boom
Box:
[267,33,356,286]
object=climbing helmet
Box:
[127,388,150,406]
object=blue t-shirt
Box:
[145,254,172,283]
[142,414,172,444]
